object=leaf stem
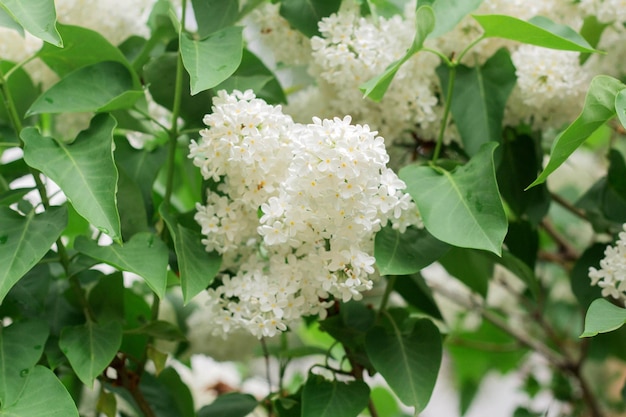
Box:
[432,65,455,163]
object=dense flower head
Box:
[589,225,626,304]
[189,90,420,338]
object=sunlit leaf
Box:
[27,61,142,116]
[528,76,625,188]
[473,14,599,53]
[400,142,507,254]
[0,206,66,303]
[180,26,243,95]
[22,114,122,242]
[0,0,62,46]
[581,298,626,337]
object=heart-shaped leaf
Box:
[581,298,626,337]
[0,0,62,46]
[302,376,370,417]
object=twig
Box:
[550,192,587,221]
[540,218,580,261]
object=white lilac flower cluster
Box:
[189,90,420,338]
[589,225,626,305]
[251,0,623,146]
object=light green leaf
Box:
[22,114,122,242]
[302,376,370,417]
[374,225,449,276]
[38,24,135,80]
[420,0,483,39]
[0,7,22,34]
[279,0,341,37]
[365,318,441,411]
[74,232,168,298]
[581,298,626,337]
[191,0,238,37]
[160,207,221,304]
[528,76,625,188]
[0,206,66,303]
[400,142,507,255]
[0,321,49,408]
[180,26,243,95]
[27,62,142,116]
[473,14,599,53]
[615,89,626,130]
[0,0,62,46]
[360,5,435,101]
[0,366,79,417]
[437,48,516,156]
[197,393,258,417]
[59,321,122,386]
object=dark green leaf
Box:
[504,220,539,269]
[528,76,625,188]
[400,142,507,254]
[374,225,450,275]
[192,0,239,37]
[88,272,125,323]
[74,232,168,298]
[22,114,122,242]
[197,392,258,417]
[394,273,443,319]
[439,247,493,297]
[0,0,62,46]
[116,165,150,240]
[160,207,221,304]
[125,320,186,342]
[0,188,33,206]
[223,48,286,104]
[302,376,370,417]
[0,320,49,407]
[138,369,195,417]
[365,318,441,411]
[59,321,122,386]
[437,48,516,156]
[180,26,243,95]
[473,14,598,53]
[571,244,605,310]
[279,0,341,37]
[0,206,66,303]
[0,61,39,123]
[581,298,626,337]
[360,5,435,101]
[27,61,142,115]
[0,365,79,416]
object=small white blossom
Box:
[589,225,626,305]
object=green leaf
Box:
[360,5,435,101]
[22,114,122,242]
[528,76,625,188]
[0,366,79,416]
[37,24,134,79]
[160,207,221,304]
[0,206,66,303]
[439,247,493,297]
[374,225,450,276]
[571,244,605,310]
[394,273,443,319]
[0,320,49,407]
[197,393,258,417]
[59,321,122,386]
[421,0,483,39]
[145,52,214,127]
[581,298,626,337]
[192,0,239,37]
[88,272,125,323]
[0,61,39,123]
[125,320,186,342]
[74,232,168,298]
[365,317,442,411]
[615,89,626,130]
[473,14,599,53]
[180,26,243,95]
[27,61,142,116]
[116,166,149,240]
[279,0,341,38]
[437,48,516,156]
[226,49,286,104]
[400,142,507,254]
[0,0,62,46]
[302,376,370,417]
[0,6,22,34]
